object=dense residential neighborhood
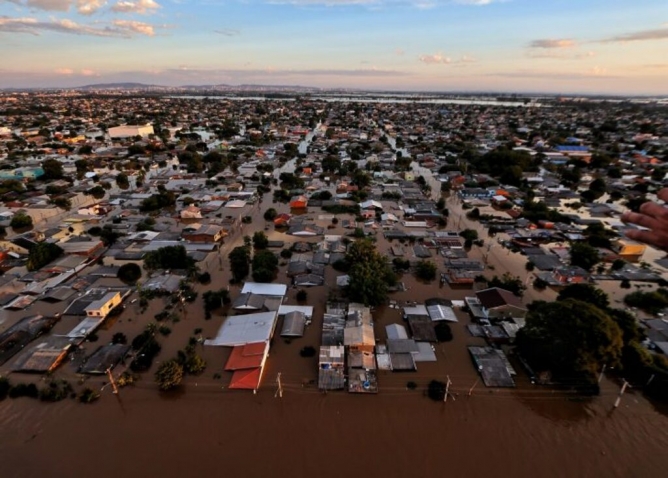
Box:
[0,90,667,404]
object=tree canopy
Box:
[345,240,396,306]
[557,283,610,311]
[155,360,184,391]
[229,246,251,282]
[10,212,33,230]
[252,250,278,283]
[569,242,600,272]
[117,263,142,285]
[144,245,195,271]
[27,242,63,271]
[516,299,623,389]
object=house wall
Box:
[86,292,122,318]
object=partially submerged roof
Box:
[280,311,307,337]
[225,342,268,371]
[205,311,278,347]
[229,368,262,390]
[241,282,287,297]
[476,287,525,310]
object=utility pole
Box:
[444,375,452,403]
[106,368,119,395]
[598,364,607,383]
[613,380,629,409]
[468,379,478,397]
[275,372,283,398]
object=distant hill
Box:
[76,83,163,90]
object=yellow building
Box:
[614,239,646,262]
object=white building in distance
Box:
[108,124,154,139]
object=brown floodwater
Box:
[1,191,668,478]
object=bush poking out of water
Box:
[406,381,418,390]
[155,360,184,391]
[39,380,73,402]
[435,322,453,342]
[78,388,100,404]
[427,380,446,401]
[300,346,316,358]
[0,377,10,400]
[117,371,138,388]
[9,383,39,399]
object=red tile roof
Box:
[225,342,266,371]
[229,368,262,390]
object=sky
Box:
[0,0,667,94]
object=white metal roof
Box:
[241,282,287,297]
[204,311,278,347]
[386,323,408,340]
[427,304,458,322]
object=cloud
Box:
[54,67,74,74]
[80,68,98,76]
[5,0,68,10]
[529,39,576,49]
[112,19,155,35]
[0,15,157,37]
[395,48,405,56]
[458,54,476,63]
[214,28,240,36]
[77,0,105,15]
[110,0,160,14]
[489,68,618,80]
[598,27,668,43]
[419,53,451,64]
[527,49,596,60]
[163,67,409,78]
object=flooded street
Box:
[0,143,666,477]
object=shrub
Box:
[117,263,142,285]
[435,322,453,342]
[112,332,127,345]
[427,380,446,401]
[300,346,317,358]
[0,377,10,400]
[406,381,418,390]
[78,388,100,404]
[296,289,308,302]
[155,360,184,391]
[9,383,39,399]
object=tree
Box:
[460,229,479,242]
[229,246,251,282]
[263,208,277,221]
[252,231,269,249]
[488,273,526,297]
[117,263,142,285]
[155,360,184,391]
[415,261,437,281]
[435,322,453,342]
[296,290,308,302]
[569,242,600,272]
[27,242,63,271]
[427,380,446,401]
[116,172,130,189]
[41,158,64,180]
[557,283,610,311]
[10,212,33,230]
[203,289,231,315]
[345,240,396,306]
[516,299,623,390]
[252,250,278,282]
[144,245,195,271]
[624,289,668,315]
